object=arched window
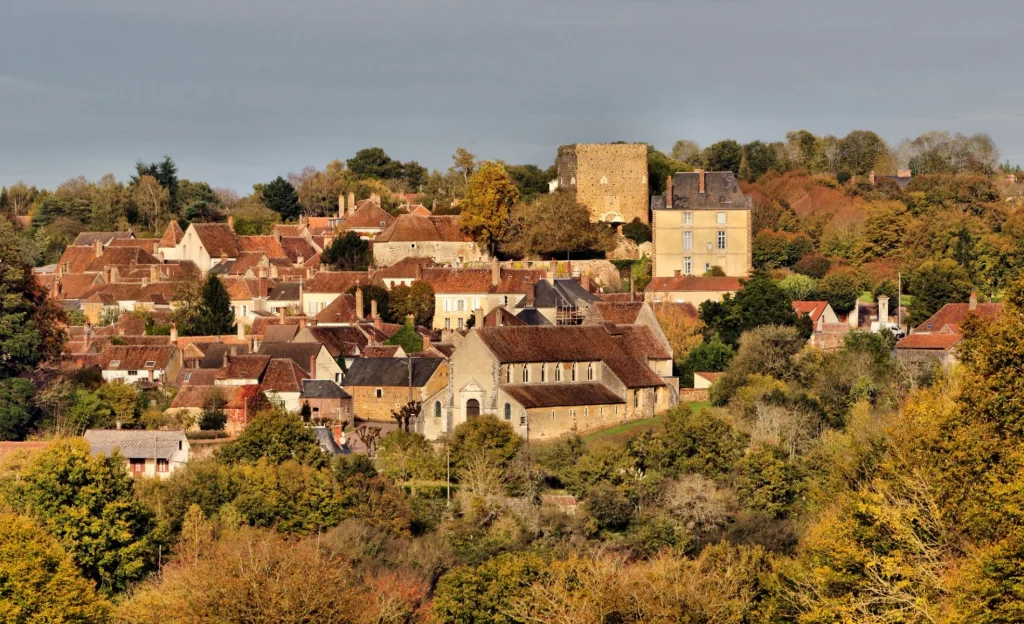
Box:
[434,401,441,419]
[555,365,562,382]
[587,363,594,381]
[466,399,480,418]
[504,403,511,420]
[540,364,546,382]
[571,362,577,381]
[522,364,529,383]
[633,392,639,408]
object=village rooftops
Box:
[375,214,473,243]
[84,430,186,460]
[73,231,134,247]
[303,271,371,293]
[342,202,395,230]
[646,275,743,292]
[191,223,241,258]
[916,301,1001,332]
[343,357,443,387]
[652,170,752,211]
[301,380,351,399]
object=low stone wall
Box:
[679,388,709,403]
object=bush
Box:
[777,274,818,301]
[585,483,634,531]
[656,406,747,478]
[621,218,652,245]
[449,416,522,473]
[836,171,852,185]
[817,270,861,315]
[733,445,805,519]
[793,254,831,279]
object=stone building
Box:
[554,143,650,225]
[651,170,752,278]
[372,215,486,267]
[342,358,450,423]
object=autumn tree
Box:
[452,147,477,183]
[908,259,973,325]
[218,407,327,468]
[703,139,743,174]
[653,303,705,374]
[817,269,861,315]
[671,139,702,165]
[459,161,520,255]
[501,191,615,259]
[132,174,170,233]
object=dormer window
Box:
[571,362,577,381]
[109,360,121,369]
[587,363,594,381]
[144,361,156,368]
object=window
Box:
[705,263,711,273]
[551,410,556,420]
[569,409,575,419]
[410,243,417,249]
[587,363,594,381]
[242,305,248,316]
[615,405,619,415]
[522,365,529,383]
[684,257,692,275]
[503,295,509,306]
[444,318,450,329]
[571,362,577,381]
[717,212,727,225]
[457,318,464,329]
[178,440,183,450]
[633,392,639,408]
[520,415,526,425]
[555,365,562,382]
[583,407,589,417]
[434,401,441,418]
[144,360,156,368]
[335,372,342,383]
[504,403,511,420]
[540,364,546,382]
[471,298,479,310]
[129,459,146,473]
[599,406,604,417]
[683,231,692,251]
[683,212,693,225]
[183,372,191,383]
[444,299,451,312]
[375,388,382,398]
[128,370,138,376]
[506,365,511,384]
[157,458,169,473]
[457,300,465,312]
[717,231,726,250]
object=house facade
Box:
[84,430,190,479]
[373,215,486,266]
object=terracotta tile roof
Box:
[420,268,492,293]
[315,294,359,324]
[217,252,267,276]
[306,217,334,230]
[250,316,306,338]
[342,202,395,230]
[108,238,160,253]
[299,326,368,358]
[619,325,672,360]
[136,282,176,305]
[280,237,319,264]
[482,306,526,327]
[358,320,401,340]
[83,283,144,305]
[591,302,644,325]
[375,215,473,243]
[646,275,742,292]
[792,300,830,323]
[303,253,322,268]
[270,224,308,238]
[217,354,271,381]
[896,333,962,350]
[73,231,133,246]
[53,274,104,299]
[58,246,102,273]
[362,345,403,358]
[409,205,431,216]
[261,358,307,393]
[238,235,288,259]
[263,324,300,343]
[377,257,437,279]
[476,325,665,388]
[695,372,724,382]
[174,368,219,386]
[600,292,646,303]
[256,343,324,376]
[97,345,177,370]
[503,383,624,409]
[175,335,249,349]
[191,223,240,258]
[223,276,273,300]
[916,303,1002,332]
[118,313,147,336]
[88,247,162,273]
[303,271,369,293]
[170,384,258,410]
[430,343,456,358]
[159,221,185,247]
[493,270,547,295]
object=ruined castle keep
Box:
[555,143,650,225]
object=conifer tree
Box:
[198,274,235,336]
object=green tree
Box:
[679,336,734,388]
[451,147,477,183]
[408,281,435,327]
[320,231,371,271]
[817,270,861,315]
[586,483,634,531]
[656,406,747,478]
[699,270,797,346]
[199,388,228,431]
[198,273,235,336]
[778,274,818,301]
[908,259,973,326]
[432,552,548,624]
[390,400,421,432]
[505,163,552,202]
[703,140,743,174]
[733,444,804,518]
[670,139,702,165]
[96,382,140,429]
[741,140,778,181]
[7,439,157,594]
[0,219,66,378]
[450,416,522,473]
[386,320,424,354]
[218,408,327,468]
[459,161,520,255]
[261,176,301,222]
[0,513,112,622]
[501,191,616,259]
[0,377,37,441]
[621,218,652,245]
[133,156,179,209]
[647,146,688,195]
[752,230,790,269]
[838,130,888,175]
[348,147,405,181]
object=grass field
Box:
[581,401,710,447]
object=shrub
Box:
[621,218,652,245]
[585,483,634,531]
[793,254,831,279]
[817,270,861,315]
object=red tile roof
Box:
[159,221,185,248]
[280,237,320,264]
[108,238,160,253]
[419,268,491,293]
[97,345,177,370]
[375,215,473,243]
[792,300,830,323]
[303,271,369,293]
[191,223,241,258]
[377,257,437,279]
[216,354,271,381]
[300,326,369,358]
[896,333,962,350]
[362,346,403,358]
[646,275,742,292]
[503,383,624,408]
[591,302,645,325]
[261,358,307,393]
[916,303,1002,332]
[315,294,359,324]
[342,202,394,230]
[238,235,287,259]
[170,384,258,410]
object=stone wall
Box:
[557,144,650,225]
[679,388,709,403]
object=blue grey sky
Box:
[1,0,1019,192]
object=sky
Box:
[2,0,1021,192]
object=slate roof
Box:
[515,279,600,309]
[84,430,186,460]
[261,358,307,392]
[192,223,241,258]
[73,231,134,246]
[503,383,624,408]
[256,343,324,375]
[665,171,752,210]
[476,325,665,388]
[375,215,473,243]
[515,308,552,326]
[268,282,301,302]
[343,357,443,387]
[646,275,742,292]
[313,427,349,455]
[302,380,351,399]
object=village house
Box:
[260,357,309,411]
[301,380,353,425]
[340,195,395,240]
[424,262,547,330]
[97,345,180,386]
[437,324,674,442]
[343,357,449,424]
[294,325,370,370]
[514,277,601,326]
[267,282,301,316]
[167,384,263,433]
[174,222,241,274]
[896,292,1002,367]
[645,275,742,306]
[84,430,190,479]
[377,257,437,289]
[650,170,753,278]
[256,342,345,384]
[373,214,487,267]
[301,271,373,317]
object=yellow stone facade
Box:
[652,207,751,278]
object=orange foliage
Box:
[742,171,865,221]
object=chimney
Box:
[348,192,356,216]
[223,349,230,368]
[374,316,383,331]
[270,264,279,279]
[237,323,245,339]
[227,215,235,231]
[581,273,590,292]
[338,194,345,219]
[299,316,306,328]
[877,295,890,325]
[665,175,673,209]
[423,332,431,352]
[869,171,876,185]
[370,192,381,206]
[170,322,177,345]
[697,169,706,194]
[258,265,267,279]
[474,308,484,329]
[94,239,103,258]
[526,282,536,307]
[150,265,161,283]
[491,258,500,288]
[548,260,557,282]
[371,298,378,319]
[108,267,118,284]
[309,354,317,380]
[355,287,364,320]
[279,307,286,322]
[969,291,978,311]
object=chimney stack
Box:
[223,349,230,368]
[665,175,673,209]
[548,260,557,282]
[674,269,681,277]
[227,215,235,231]
[355,286,364,320]
[170,322,177,345]
[374,316,383,331]
[970,291,978,311]
[348,192,356,216]
[415,261,423,281]
[370,192,381,206]
[299,316,306,328]
[526,282,536,307]
[279,307,286,322]
[491,258,500,288]
[371,298,378,319]
[237,322,245,339]
[581,273,591,292]
[474,308,484,329]
[338,194,345,219]
[309,354,317,380]
[697,169,706,194]
[150,265,161,283]
[94,239,103,258]
[423,331,431,352]
[877,295,890,325]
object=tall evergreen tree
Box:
[261,176,301,222]
[198,274,235,336]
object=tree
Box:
[699,270,797,346]
[703,265,727,277]
[733,444,804,518]
[793,253,831,279]
[348,147,404,181]
[679,336,734,388]
[647,146,688,195]
[703,140,743,174]
[817,270,862,315]
[218,408,327,468]
[501,191,616,259]
[908,259,973,326]
[96,382,140,429]
[0,513,112,622]
[0,377,37,441]
[261,176,301,222]
[778,274,818,301]
[621,218,652,245]
[0,219,66,378]
[9,439,157,594]
[132,175,170,233]
[386,320,424,354]
[839,130,888,175]
[196,274,234,336]
[452,147,477,183]
[199,388,228,431]
[320,231,371,271]
[741,140,778,181]
[432,552,547,624]
[346,283,389,322]
[671,139,702,165]
[407,281,436,327]
[505,164,553,202]
[459,161,520,255]
[450,416,522,473]
[656,405,747,478]
[653,303,705,374]
[586,483,634,531]
[391,401,421,433]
